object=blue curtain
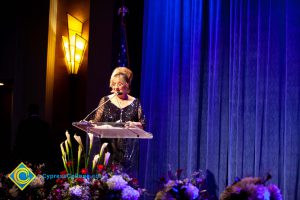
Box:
[139,0,300,199]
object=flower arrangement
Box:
[220,173,283,200]
[0,162,47,199]
[155,167,211,200]
[47,131,144,200]
[47,164,143,200]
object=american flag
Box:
[117,6,129,67]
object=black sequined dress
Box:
[91,96,145,176]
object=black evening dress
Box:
[91,96,145,177]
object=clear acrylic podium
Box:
[72,121,153,139]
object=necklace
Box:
[115,96,130,108]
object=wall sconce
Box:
[62,13,87,74]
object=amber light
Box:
[62,13,87,74]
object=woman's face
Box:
[111,76,129,95]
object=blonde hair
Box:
[109,67,133,88]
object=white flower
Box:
[182,183,199,200]
[104,152,111,166]
[107,175,128,190]
[64,140,69,155]
[88,132,93,150]
[65,131,72,147]
[99,142,108,159]
[30,174,45,188]
[92,154,99,171]
[122,185,140,200]
[121,173,132,182]
[60,142,66,157]
[74,134,84,149]
[63,182,70,190]
[69,185,82,197]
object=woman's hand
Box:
[125,121,143,129]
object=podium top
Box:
[72,121,153,139]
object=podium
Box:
[72,121,153,139]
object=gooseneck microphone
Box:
[81,92,122,122]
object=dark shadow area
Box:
[0,81,13,173]
[13,104,57,168]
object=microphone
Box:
[81,92,122,122]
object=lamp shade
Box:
[62,13,87,74]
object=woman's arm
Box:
[125,99,145,129]
[92,97,105,122]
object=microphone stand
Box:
[81,92,121,122]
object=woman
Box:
[92,67,145,176]
[93,67,145,128]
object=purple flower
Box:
[254,185,270,200]
[183,183,199,200]
[69,185,82,197]
[220,176,283,200]
[268,184,283,200]
[63,182,70,190]
[107,175,128,190]
[121,185,140,200]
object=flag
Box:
[117,6,129,67]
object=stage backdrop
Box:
[139,0,300,199]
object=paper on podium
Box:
[72,121,153,139]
